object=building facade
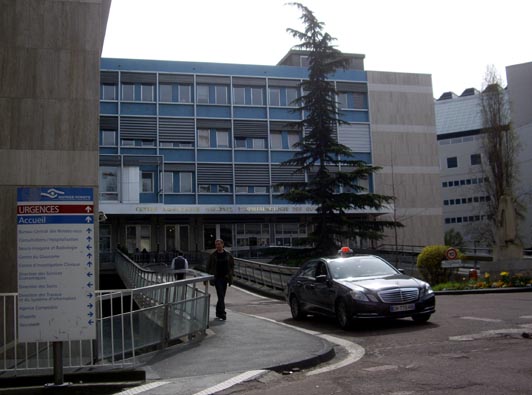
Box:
[99,52,443,258]
[436,61,532,251]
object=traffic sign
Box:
[17,187,96,342]
[445,247,458,260]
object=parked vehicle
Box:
[286,254,435,329]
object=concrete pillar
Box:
[0,0,111,292]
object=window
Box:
[199,184,211,193]
[215,86,228,104]
[160,142,174,148]
[197,85,209,103]
[178,85,191,103]
[270,132,282,149]
[251,138,265,149]
[141,84,154,101]
[101,84,116,100]
[122,83,135,101]
[233,87,246,105]
[300,56,309,67]
[218,185,230,193]
[141,172,154,193]
[198,129,210,147]
[471,153,481,166]
[287,132,299,149]
[101,130,116,146]
[99,167,119,201]
[159,84,173,102]
[251,87,264,105]
[338,92,349,109]
[141,140,154,147]
[272,185,284,194]
[447,157,458,168]
[162,172,173,193]
[121,139,135,146]
[236,186,248,193]
[180,172,192,193]
[269,88,281,106]
[216,130,229,148]
[286,88,298,106]
[235,137,246,148]
[254,186,267,194]
[353,92,365,109]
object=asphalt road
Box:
[219,288,532,395]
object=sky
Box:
[102,0,531,99]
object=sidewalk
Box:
[133,302,334,394]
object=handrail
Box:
[0,252,213,377]
[233,258,298,298]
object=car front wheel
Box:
[336,299,352,330]
[290,295,306,320]
[412,313,431,323]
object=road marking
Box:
[460,316,502,322]
[246,314,365,376]
[192,370,268,395]
[520,315,532,319]
[113,381,170,395]
[363,364,399,372]
[451,328,526,341]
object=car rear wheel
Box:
[336,300,352,330]
[412,313,431,323]
[290,295,306,320]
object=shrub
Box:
[416,245,454,285]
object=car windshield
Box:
[328,256,398,280]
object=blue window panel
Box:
[233,107,267,119]
[269,108,301,120]
[271,151,297,163]
[198,195,233,204]
[196,105,231,118]
[236,195,270,204]
[164,195,195,204]
[159,104,194,117]
[234,151,268,162]
[140,194,158,203]
[161,149,195,161]
[339,110,369,123]
[272,196,292,204]
[120,103,157,116]
[99,147,118,155]
[121,148,157,155]
[197,150,232,162]
[100,102,118,114]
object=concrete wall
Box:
[0,0,111,292]
[367,71,443,248]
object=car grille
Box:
[378,288,419,303]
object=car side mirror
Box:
[316,274,328,283]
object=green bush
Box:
[416,245,454,285]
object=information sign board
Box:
[17,187,96,342]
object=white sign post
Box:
[17,187,96,384]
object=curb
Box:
[435,286,532,295]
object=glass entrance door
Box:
[165,225,189,252]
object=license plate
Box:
[390,303,415,312]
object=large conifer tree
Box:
[281,3,399,254]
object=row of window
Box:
[101,130,300,150]
[443,195,491,205]
[439,135,482,145]
[444,215,487,224]
[101,83,365,109]
[442,177,489,188]
[446,153,481,169]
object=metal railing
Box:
[0,253,213,377]
[233,258,298,298]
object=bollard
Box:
[469,268,478,280]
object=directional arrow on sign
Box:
[87,303,93,309]
[86,244,92,250]
[85,206,93,213]
[86,253,92,259]
[87,293,93,299]
[86,227,92,234]
[85,216,92,223]
[86,272,93,277]
[86,261,93,267]
[86,282,93,288]
[88,319,94,326]
[87,311,94,317]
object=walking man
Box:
[207,239,234,320]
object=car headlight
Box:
[420,283,434,297]
[349,289,378,302]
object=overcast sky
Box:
[102,0,531,99]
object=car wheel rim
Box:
[291,297,299,317]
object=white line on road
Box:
[246,314,365,376]
[460,316,502,322]
[192,370,268,395]
[113,381,170,395]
